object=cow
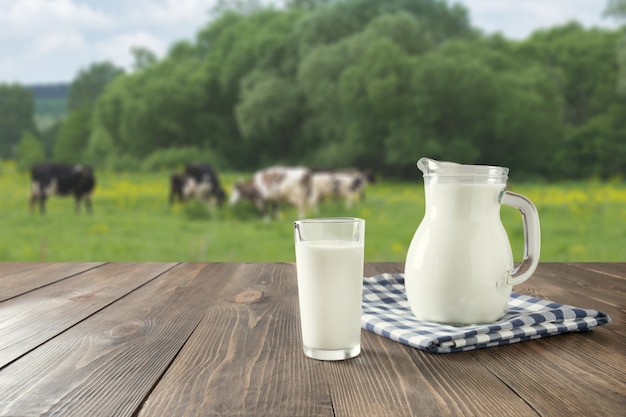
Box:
[311,168,375,208]
[168,173,187,205]
[30,163,96,214]
[169,163,226,207]
[229,166,316,220]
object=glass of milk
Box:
[294,217,365,361]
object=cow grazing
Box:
[30,163,96,214]
[168,173,186,205]
[229,166,315,220]
[169,164,226,207]
[311,168,374,208]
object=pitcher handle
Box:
[501,191,541,286]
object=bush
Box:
[141,147,221,171]
[16,131,45,171]
[104,153,141,172]
[183,200,213,220]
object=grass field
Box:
[1,161,624,262]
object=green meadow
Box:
[1,162,624,262]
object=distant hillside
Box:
[27,83,69,127]
[28,83,69,100]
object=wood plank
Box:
[574,262,626,280]
[139,262,334,417]
[0,262,177,368]
[520,263,626,308]
[0,262,622,417]
[364,262,401,277]
[470,262,626,416]
[473,337,626,416]
[0,262,105,301]
[515,263,626,339]
[0,262,240,417]
[321,330,537,417]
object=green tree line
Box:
[2,0,625,179]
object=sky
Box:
[0,0,622,85]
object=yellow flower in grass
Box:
[89,224,110,235]
[391,242,406,254]
[359,207,372,219]
[568,244,587,257]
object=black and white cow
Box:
[30,163,96,214]
[169,164,226,207]
[168,173,187,205]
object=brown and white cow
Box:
[30,163,96,214]
[311,169,374,208]
[229,166,316,219]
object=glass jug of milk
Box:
[404,158,541,325]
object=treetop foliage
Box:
[1,0,625,179]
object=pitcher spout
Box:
[417,157,434,175]
[417,158,460,176]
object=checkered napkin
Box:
[361,273,612,353]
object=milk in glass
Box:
[296,240,364,351]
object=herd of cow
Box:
[29,162,375,219]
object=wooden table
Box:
[0,262,624,417]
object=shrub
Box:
[141,147,221,171]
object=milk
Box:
[295,240,364,351]
[405,183,514,324]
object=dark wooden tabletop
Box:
[0,262,624,417]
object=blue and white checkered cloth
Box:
[362,273,612,353]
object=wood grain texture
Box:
[138,262,331,417]
[472,262,626,417]
[0,262,104,301]
[0,262,623,417]
[0,262,177,368]
[0,263,229,417]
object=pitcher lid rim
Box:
[417,157,509,178]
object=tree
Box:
[295,1,472,171]
[604,0,626,95]
[605,0,626,17]
[235,70,302,164]
[297,39,354,165]
[380,36,564,178]
[68,61,124,111]
[16,131,45,171]
[0,83,35,159]
[519,23,620,126]
[90,54,213,164]
[53,107,91,162]
[410,47,497,162]
[54,61,125,165]
[84,125,115,168]
[285,0,334,10]
[211,0,264,16]
[488,67,563,177]
[294,0,472,56]
[131,47,158,71]
[516,23,624,178]
[338,37,416,168]
[78,0,625,178]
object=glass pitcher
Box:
[404,158,541,325]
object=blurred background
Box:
[0,0,624,262]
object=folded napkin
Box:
[361,273,612,353]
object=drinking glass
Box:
[293,217,365,360]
